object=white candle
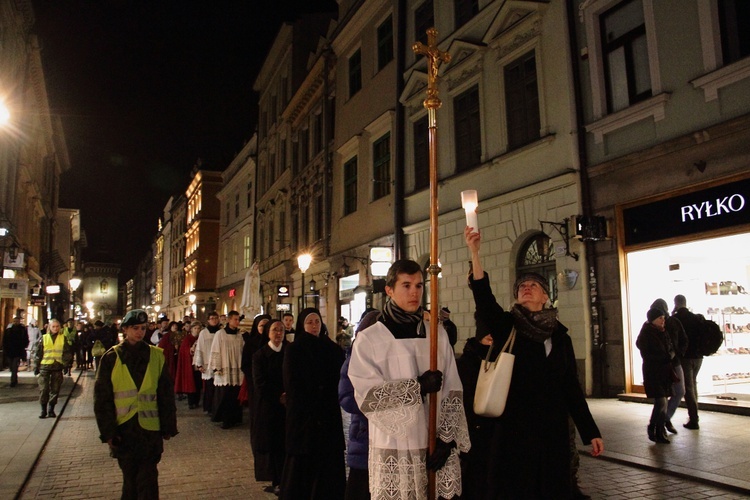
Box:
[461,190,479,233]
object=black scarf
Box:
[382,299,426,338]
[510,304,557,344]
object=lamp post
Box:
[69,276,81,321]
[297,253,312,310]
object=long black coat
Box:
[282,330,344,455]
[251,342,286,453]
[470,274,601,499]
[636,322,674,398]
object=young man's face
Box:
[386,272,424,313]
[283,315,294,330]
[160,320,169,331]
[228,314,240,329]
[208,315,219,326]
[220,315,227,324]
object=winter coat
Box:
[456,337,498,500]
[338,348,368,470]
[3,324,29,358]
[283,330,345,455]
[470,273,601,499]
[665,316,688,367]
[636,321,674,398]
[251,342,287,453]
[674,307,703,359]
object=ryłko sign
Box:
[622,176,750,246]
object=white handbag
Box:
[473,328,516,417]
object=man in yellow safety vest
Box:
[94,309,178,500]
[34,319,73,418]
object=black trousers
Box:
[214,385,242,425]
[118,454,159,500]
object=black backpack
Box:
[698,317,724,356]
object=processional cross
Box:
[413,27,450,500]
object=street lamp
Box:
[69,276,81,321]
[0,100,10,127]
[297,253,312,309]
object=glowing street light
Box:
[297,253,313,308]
[0,100,10,127]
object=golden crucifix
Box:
[413,27,450,500]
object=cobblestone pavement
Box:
[10,369,750,499]
[19,371,275,500]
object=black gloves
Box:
[427,439,456,471]
[417,369,443,396]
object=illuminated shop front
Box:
[621,175,750,400]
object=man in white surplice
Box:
[348,259,469,500]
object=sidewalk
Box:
[0,367,77,500]
[580,399,750,495]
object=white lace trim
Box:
[369,447,462,500]
[438,390,471,454]
[362,379,421,438]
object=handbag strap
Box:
[483,327,517,364]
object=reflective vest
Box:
[111,345,165,431]
[41,333,65,365]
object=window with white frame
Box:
[693,0,750,101]
[454,84,481,173]
[372,133,391,200]
[349,49,362,98]
[600,0,651,113]
[505,50,540,150]
[413,116,429,191]
[344,157,358,216]
[377,15,394,70]
[243,234,251,269]
[581,0,665,143]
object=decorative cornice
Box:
[495,19,541,60]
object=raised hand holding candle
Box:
[461,190,479,233]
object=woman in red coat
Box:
[175,321,203,408]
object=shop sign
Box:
[623,177,750,246]
[276,303,291,312]
[30,297,46,306]
[0,278,28,299]
[339,288,354,302]
[277,285,290,298]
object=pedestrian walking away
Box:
[3,315,29,387]
[93,308,178,500]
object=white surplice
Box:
[193,328,216,380]
[348,321,470,500]
[209,329,244,387]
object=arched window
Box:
[517,233,557,304]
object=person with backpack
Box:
[651,298,687,435]
[673,294,703,430]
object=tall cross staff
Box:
[413,27,450,500]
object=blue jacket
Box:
[338,349,369,470]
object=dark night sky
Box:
[32,0,337,279]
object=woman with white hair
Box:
[465,227,603,499]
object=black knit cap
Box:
[647,307,665,323]
[513,272,550,298]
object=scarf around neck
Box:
[382,299,426,337]
[510,303,558,344]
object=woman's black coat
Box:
[251,342,286,453]
[636,321,674,398]
[470,274,601,499]
[282,330,345,455]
